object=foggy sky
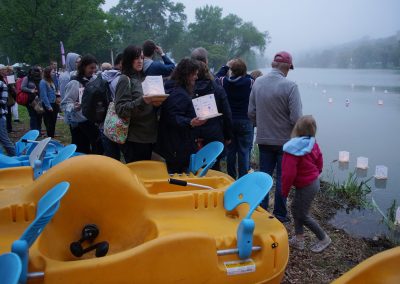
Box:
[103,0,400,57]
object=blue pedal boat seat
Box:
[11,182,69,283]
[0,252,22,284]
[224,172,273,259]
[189,141,224,177]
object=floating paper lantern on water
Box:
[314,82,318,87]
[339,151,350,162]
[322,89,327,94]
[375,165,388,179]
[351,83,355,89]
[328,98,333,103]
[384,90,388,94]
[378,100,384,105]
[356,157,368,169]
[395,207,400,225]
[372,86,376,92]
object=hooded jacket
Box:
[101,69,121,99]
[143,55,175,77]
[215,65,254,120]
[156,80,197,170]
[61,74,96,125]
[281,136,323,197]
[193,79,233,143]
[59,53,80,99]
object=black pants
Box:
[120,141,153,163]
[70,120,103,154]
[43,103,59,138]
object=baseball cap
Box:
[273,51,294,69]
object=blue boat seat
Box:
[224,172,273,259]
[0,252,22,284]
[188,141,224,177]
[11,182,69,283]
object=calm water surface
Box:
[260,67,400,238]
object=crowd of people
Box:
[0,42,331,253]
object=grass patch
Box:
[326,170,372,209]
[10,106,71,145]
[372,198,400,244]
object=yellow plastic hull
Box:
[333,247,400,284]
[0,156,289,283]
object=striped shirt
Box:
[0,80,8,116]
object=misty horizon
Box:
[103,0,400,57]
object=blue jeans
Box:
[258,144,288,221]
[100,131,121,161]
[0,116,16,156]
[227,119,254,179]
[26,105,42,132]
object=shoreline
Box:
[281,182,394,283]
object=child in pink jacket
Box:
[281,115,331,253]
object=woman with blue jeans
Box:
[215,59,254,179]
[40,66,60,138]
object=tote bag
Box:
[103,102,130,144]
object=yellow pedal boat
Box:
[333,246,400,284]
[0,155,289,283]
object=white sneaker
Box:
[310,235,331,253]
[289,236,305,250]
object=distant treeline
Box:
[0,0,269,70]
[297,32,400,69]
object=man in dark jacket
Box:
[143,40,175,77]
[191,47,233,171]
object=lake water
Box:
[260,67,400,239]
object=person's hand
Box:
[74,102,81,110]
[225,139,232,145]
[143,96,152,104]
[151,101,163,107]
[191,117,207,127]
[156,46,164,56]
[48,107,53,112]
[33,89,38,93]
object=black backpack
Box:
[81,75,111,123]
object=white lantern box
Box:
[395,207,400,226]
[356,157,368,169]
[339,151,350,163]
[378,100,384,105]
[328,98,333,103]
[375,165,388,179]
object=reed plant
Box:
[327,170,372,208]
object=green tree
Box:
[175,5,268,69]
[0,0,115,65]
[109,0,186,52]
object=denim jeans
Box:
[100,131,121,161]
[258,144,288,221]
[26,105,42,132]
[227,119,254,179]
[0,116,16,156]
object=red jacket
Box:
[281,142,323,198]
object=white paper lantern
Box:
[375,165,388,179]
[356,157,368,169]
[339,151,350,162]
